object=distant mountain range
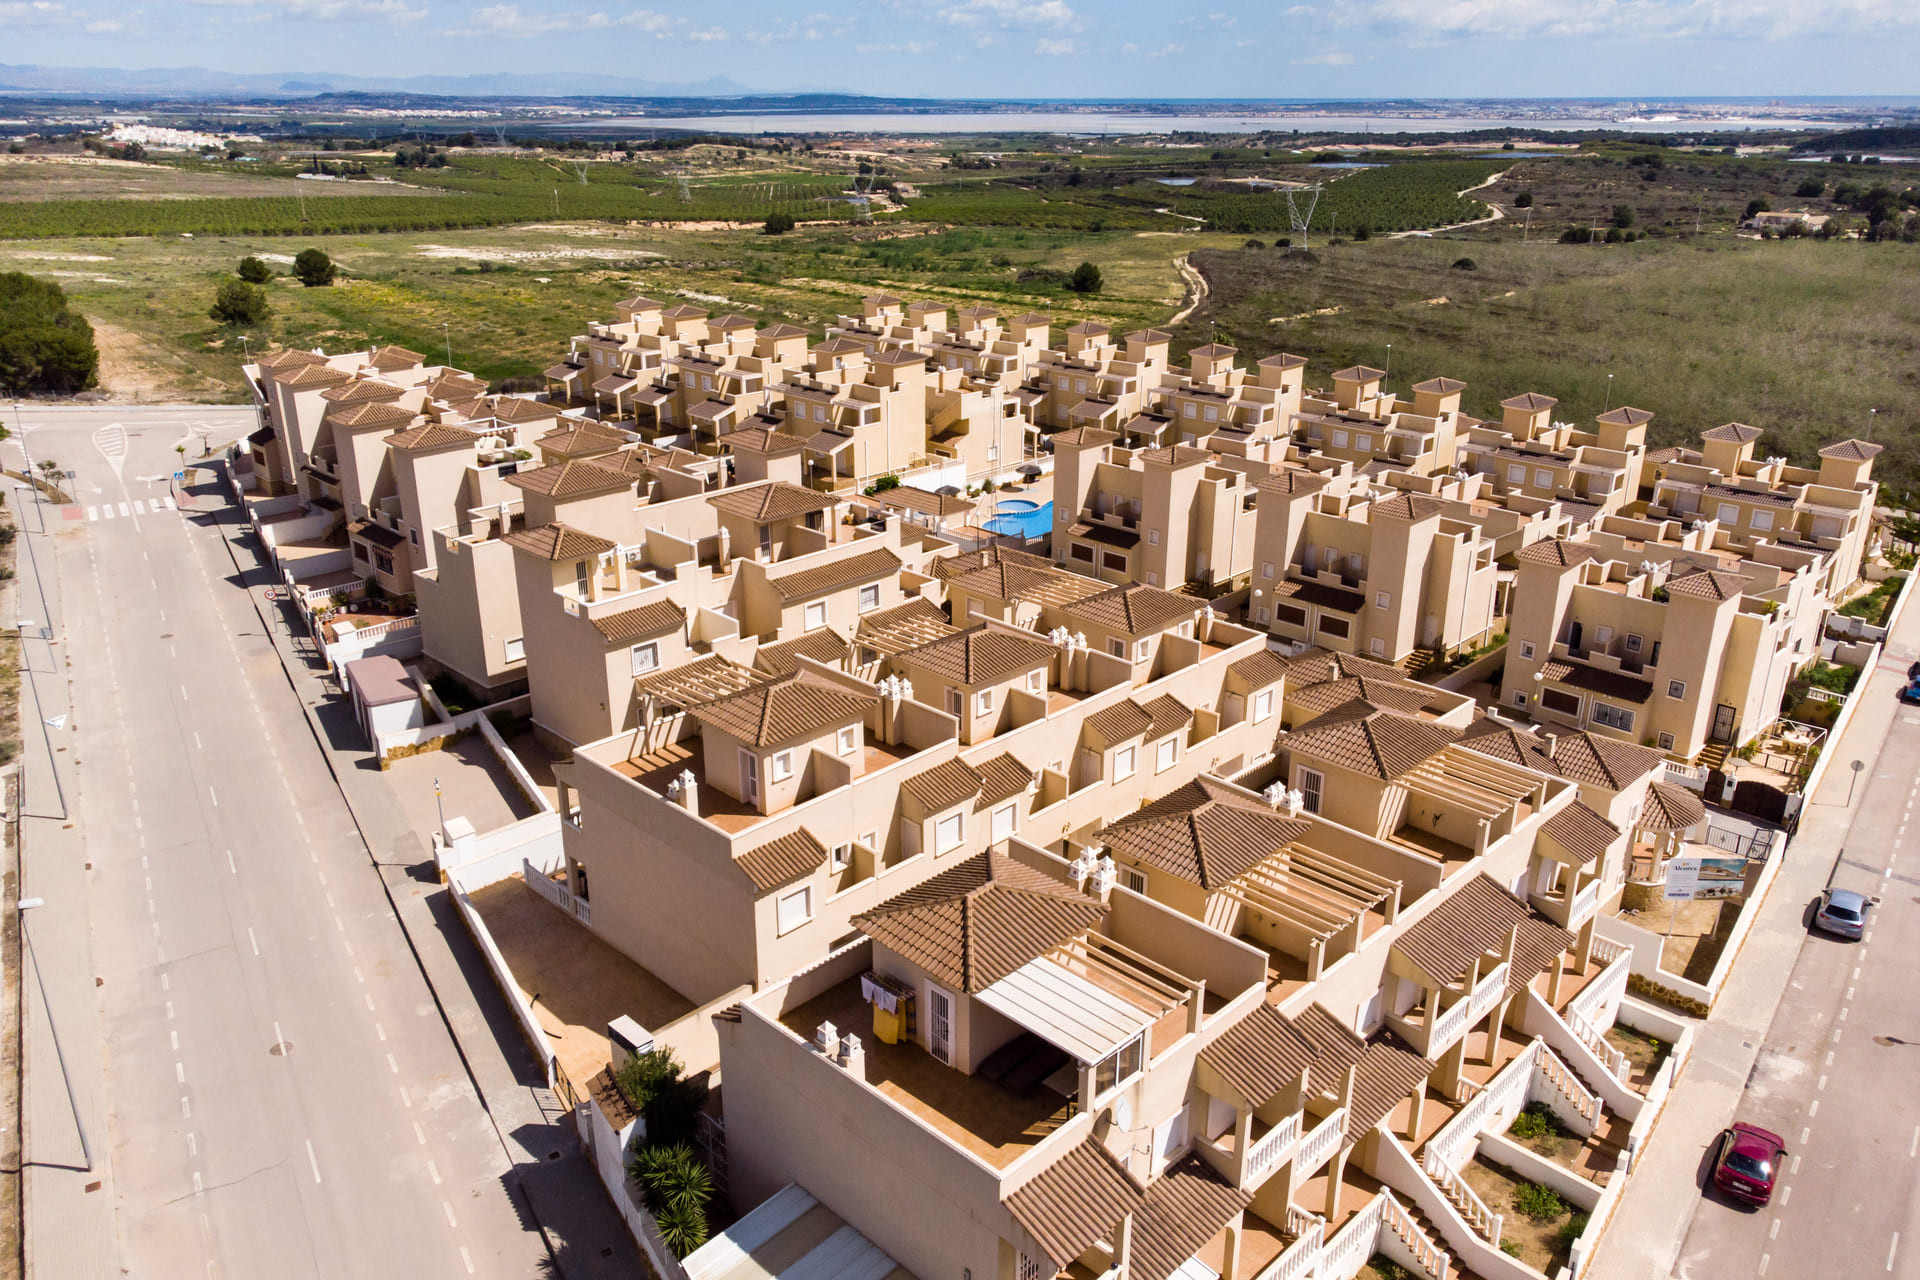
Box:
[0,64,759,98]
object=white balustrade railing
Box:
[1566,1008,1631,1081]
[339,614,420,644]
[1468,960,1510,1022]
[1321,1192,1388,1280]
[1536,1042,1600,1125]
[1425,1040,1535,1176]
[1380,1188,1453,1280]
[1429,1157,1503,1246]
[524,858,592,927]
[1588,934,1630,967]
[1245,1110,1303,1185]
[1429,991,1474,1052]
[1294,1106,1346,1180]
[1254,1216,1324,1280]
[1568,878,1600,922]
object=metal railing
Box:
[1244,1110,1302,1186]
[1294,1106,1346,1180]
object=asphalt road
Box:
[1671,702,1920,1278]
[5,405,592,1278]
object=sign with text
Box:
[1664,855,1747,901]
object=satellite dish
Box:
[1104,1094,1133,1135]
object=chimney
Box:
[1091,854,1117,905]
[665,768,698,812]
[836,1032,866,1080]
[814,1021,840,1058]
[1069,845,1100,893]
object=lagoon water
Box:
[580,111,1845,137]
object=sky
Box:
[6,0,1920,99]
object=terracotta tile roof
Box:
[1128,1156,1251,1280]
[852,852,1103,993]
[494,397,565,424]
[1284,700,1460,781]
[769,547,902,603]
[1258,468,1333,497]
[707,481,838,523]
[618,294,663,311]
[1292,1004,1367,1079]
[632,654,768,710]
[321,377,405,405]
[1538,659,1654,705]
[327,399,417,431]
[661,304,709,320]
[1289,676,1435,718]
[368,344,426,371]
[725,426,809,455]
[1271,578,1365,614]
[1818,438,1882,461]
[1508,915,1578,997]
[758,322,808,339]
[1368,491,1446,522]
[1347,1034,1435,1135]
[1063,583,1197,636]
[1548,732,1665,791]
[1191,343,1239,360]
[1501,392,1558,412]
[1460,720,1560,776]
[1227,648,1289,690]
[1281,647,1405,685]
[856,598,959,656]
[1003,1135,1144,1270]
[974,753,1035,810]
[1540,801,1621,867]
[535,421,624,454]
[1065,320,1109,335]
[900,757,985,814]
[1101,776,1311,889]
[1664,569,1750,601]
[1515,538,1596,568]
[500,523,617,561]
[897,623,1055,686]
[274,363,353,389]
[1014,312,1053,326]
[1137,445,1214,468]
[689,671,876,748]
[589,599,683,645]
[1198,1003,1318,1106]
[1082,699,1155,746]
[1258,352,1308,369]
[709,313,757,331]
[930,544,1053,580]
[943,559,1105,609]
[1331,364,1383,381]
[1702,481,1799,511]
[1639,781,1706,833]
[1050,426,1121,449]
[503,459,634,499]
[257,347,326,370]
[735,828,828,893]
[386,423,480,453]
[1139,694,1192,735]
[1596,406,1654,427]
[1700,422,1764,444]
[753,630,850,677]
[1411,376,1467,395]
[1393,875,1568,988]
[869,486,977,517]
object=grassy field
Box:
[1178,233,1920,492]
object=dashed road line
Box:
[306,1139,323,1185]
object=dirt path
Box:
[90,319,226,403]
[1169,253,1208,326]
[1388,166,1511,239]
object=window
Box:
[1121,866,1148,894]
[1145,571,1159,587]
[1595,626,1613,646]
[1260,561,1274,580]
[1716,503,1740,525]
[770,751,793,782]
[1375,591,1392,610]
[1156,736,1178,773]
[831,843,852,872]
[1026,669,1045,694]
[1278,604,1308,627]
[776,886,813,935]
[1256,607,1271,624]
[1657,731,1676,751]
[1253,690,1274,723]
[1667,680,1687,700]
[1512,690,1529,709]
[504,636,525,662]
[1752,509,1773,532]
[1332,429,1349,449]
[630,642,660,676]
[1133,637,1151,663]
[1535,469,1553,489]
[1541,688,1581,716]
[1355,433,1371,452]
[1519,641,1536,661]
[804,601,827,632]
[1591,702,1635,732]
[1347,554,1363,574]
[1183,403,1197,419]
[1204,405,1218,422]
[1071,544,1095,564]
[861,830,878,852]
[1107,637,1126,659]
[935,811,964,854]
[1318,616,1350,639]
[1369,637,1385,656]
[1114,745,1137,780]
[1625,633,1642,652]
[975,689,993,718]
[1296,766,1324,814]
[1077,378,1089,393]
[946,687,964,717]
[1508,464,1527,485]
[858,583,880,613]
[991,803,1016,843]
[839,725,859,755]
[1102,551,1128,573]
[1148,529,1161,546]
[1092,1035,1144,1097]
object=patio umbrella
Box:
[936,485,964,497]
[1016,463,1044,479]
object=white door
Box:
[739,749,759,804]
[927,985,954,1066]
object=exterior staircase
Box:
[1399,646,1445,679]
[1694,740,1732,772]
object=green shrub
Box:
[764,211,796,234]
[237,255,274,283]
[1557,1212,1591,1250]
[1499,1237,1525,1257]
[210,280,271,326]
[1451,257,1477,270]
[1511,1180,1569,1222]
[629,1145,714,1257]
[1068,261,1104,293]
[1508,1103,1569,1142]
[292,247,336,287]
[0,272,98,394]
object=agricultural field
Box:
[1178,233,1920,494]
[0,153,441,203]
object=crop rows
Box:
[1162,160,1514,234]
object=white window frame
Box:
[1114,745,1137,781]
[858,582,880,613]
[1332,429,1349,448]
[1375,591,1391,610]
[1026,669,1045,693]
[1148,529,1161,546]
[1252,689,1274,723]
[803,600,828,632]
[975,689,993,718]
[830,842,852,872]
[770,750,794,782]
[776,886,813,936]
[1657,731,1676,751]
[1155,736,1178,773]
[1134,637,1150,662]
[1667,680,1687,700]
[1752,509,1773,532]
[935,810,964,855]
[1716,502,1741,525]
[630,641,660,676]
[838,725,859,755]
[1145,571,1159,587]
[1535,469,1553,489]
[1512,690,1529,709]
[1092,1034,1144,1099]
[1590,702,1635,732]
[1260,561,1274,580]
[1108,637,1127,659]
[1355,433,1371,452]
[1121,866,1148,894]
[946,687,963,717]
[503,635,526,662]
[1296,766,1324,814]
[1625,633,1643,652]
[991,802,1016,843]
[1508,464,1527,484]
[1519,640,1536,660]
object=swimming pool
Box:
[985,499,1053,540]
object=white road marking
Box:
[133,500,146,515]
[306,1139,323,1184]
[1840,1007,1848,1020]
[1890,1233,1900,1271]
[118,503,129,517]
[413,1122,426,1145]
[169,1030,177,1050]
[175,1062,185,1084]
[1826,1050,1834,1065]
[1759,1254,1769,1275]
[364,994,375,1011]
[208,785,218,807]
[387,1053,400,1074]
[274,1021,284,1046]
[186,1132,196,1156]
[1770,1220,1779,1239]
[1781,1185,1791,1204]
[247,927,259,956]
[226,850,236,874]
[1802,1127,1811,1143]
[1790,1155,1801,1174]
[399,1086,411,1109]
[1912,1126,1919,1158]
[375,1022,385,1041]
[181,1096,191,1119]
[427,1158,442,1185]
[460,1247,474,1275]
[441,1202,457,1228]
[1818,1075,1827,1090]
[193,731,202,749]
[1809,1100,1820,1116]
[85,506,96,521]
[193,1171,202,1195]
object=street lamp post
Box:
[17,898,92,1171]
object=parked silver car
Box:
[1813,888,1870,940]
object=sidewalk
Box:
[1588,572,1920,1280]
[193,468,643,1278]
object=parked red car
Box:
[1713,1123,1787,1206]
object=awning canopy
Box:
[976,955,1159,1064]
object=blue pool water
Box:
[985,499,1053,539]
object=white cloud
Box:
[1294,48,1356,63]
[465,2,567,32]
[0,0,80,24]
[279,0,424,21]
[1034,35,1076,53]
[1145,41,1185,56]
[1333,0,1920,40]
[939,0,1076,29]
[856,40,934,53]
[463,4,724,38]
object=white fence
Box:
[1294,1106,1346,1181]
[1244,1110,1301,1187]
[1252,1215,1323,1280]
[447,867,559,1089]
[525,856,593,926]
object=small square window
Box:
[1145,571,1159,587]
[1108,637,1127,659]
[1134,638,1150,661]
[1657,731,1676,751]
[935,811,964,854]
[858,583,880,613]
[1535,469,1553,489]
[1625,634,1643,652]
[504,636,526,662]
[804,601,828,631]
[1260,561,1274,580]
[1513,690,1529,708]
[831,843,852,872]
[1155,737,1178,773]
[975,689,993,717]
[1253,690,1273,722]
[1147,529,1161,546]
[1667,680,1687,699]
[1114,746,1137,780]
[776,886,812,935]
[770,751,793,782]
[1027,669,1045,693]
[838,725,859,755]
[1375,591,1391,610]
[630,641,660,676]
[1519,641,1537,661]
